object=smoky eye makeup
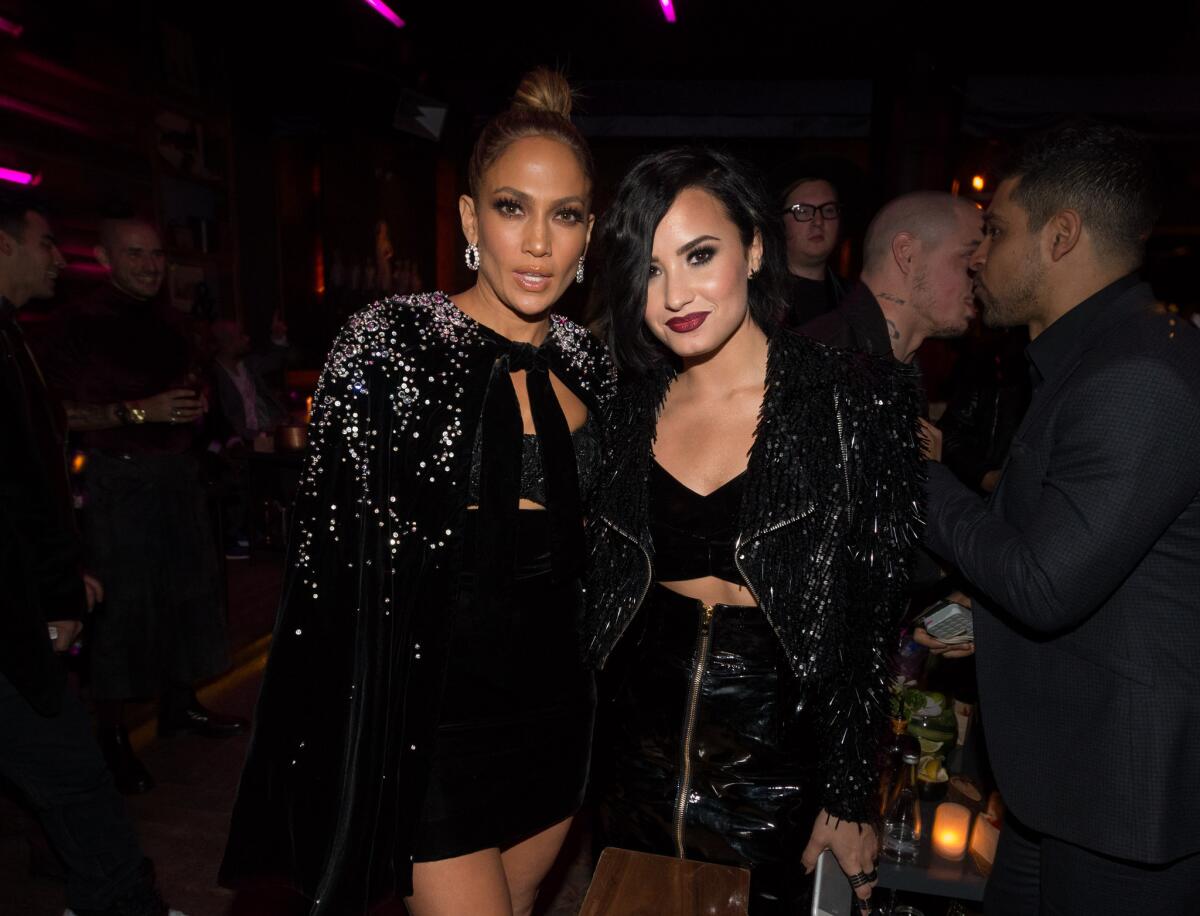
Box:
[556,206,585,224]
[688,245,717,265]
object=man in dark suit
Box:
[923,121,1200,911]
[0,191,175,915]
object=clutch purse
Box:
[580,847,750,916]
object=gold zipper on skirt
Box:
[674,600,716,858]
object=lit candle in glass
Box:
[932,802,971,861]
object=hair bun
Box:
[512,67,574,119]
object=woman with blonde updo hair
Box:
[220,68,614,916]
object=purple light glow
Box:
[659,0,677,23]
[0,94,95,135]
[0,16,24,38]
[362,0,405,28]
[0,166,37,185]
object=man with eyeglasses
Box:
[780,175,846,326]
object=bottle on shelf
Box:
[878,717,921,817]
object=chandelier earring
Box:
[465,243,480,271]
[575,257,586,284]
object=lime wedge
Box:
[918,737,944,755]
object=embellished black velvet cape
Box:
[220,293,614,913]
[582,328,925,824]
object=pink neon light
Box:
[0,166,37,185]
[659,0,677,23]
[0,16,24,38]
[362,0,405,27]
[0,94,95,135]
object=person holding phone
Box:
[584,147,924,914]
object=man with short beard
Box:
[38,218,246,796]
[923,121,1200,912]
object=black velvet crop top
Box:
[468,413,601,507]
[649,460,746,584]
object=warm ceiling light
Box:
[362,0,405,27]
[660,0,677,22]
[971,175,985,192]
[0,165,38,185]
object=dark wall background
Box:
[3,0,1199,369]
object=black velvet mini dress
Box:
[412,417,600,861]
[596,461,820,915]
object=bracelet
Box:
[115,402,146,425]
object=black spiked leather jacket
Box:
[582,329,925,823]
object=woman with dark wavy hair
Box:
[584,147,924,914]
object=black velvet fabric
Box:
[413,510,594,860]
[219,294,615,914]
[476,340,584,603]
[648,460,745,584]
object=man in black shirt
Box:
[0,191,174,916]
[924,121,1200,912]
[39,218,245,796]
[779,175,846,326]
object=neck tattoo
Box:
[877,292,907,306]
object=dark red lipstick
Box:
[665,312,710,333]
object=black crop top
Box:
[649,460,746,584]
[468,413,601,507]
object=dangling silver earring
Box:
[575,257,585,284]
[465,243,480,271]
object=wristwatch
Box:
[115,402,147,425]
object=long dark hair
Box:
[593,146,788,375]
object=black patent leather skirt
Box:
[595,584,819,914]
[412,510,595,861]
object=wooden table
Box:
[580,847,751,916]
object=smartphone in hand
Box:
[922,599,974,644]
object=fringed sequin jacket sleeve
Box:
[814,355,926,825]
